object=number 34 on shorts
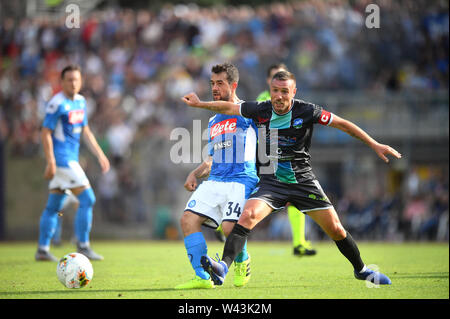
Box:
[226,202,242,217]
[184,180,248,228]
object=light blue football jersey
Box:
[42,92,88,167]
[207,110,259,198]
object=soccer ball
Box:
[56,253,93,288]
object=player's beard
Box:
[213,91,231,102]
[63,86,80,99]
[272,100,285,114]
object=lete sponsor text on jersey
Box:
[210,118,237,140]
[68,109,85,124]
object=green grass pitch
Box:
[0,241,448,299]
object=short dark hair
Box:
[267,63,287,78]
[211,63,239,84]
[272,70,296,83]
[61,64,81,79]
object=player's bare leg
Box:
[305,207,346,241]
[180,210,206,236]
[220,221,234,236]
[307,208,391,285]
[237,198,274,230]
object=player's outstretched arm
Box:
[181,92,240,115]
[184,157,212,191]
[82,125,110,173]
[41,127,56,180]
[329,114,402,163]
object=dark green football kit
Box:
[239,99,334,212]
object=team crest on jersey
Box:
[188,200,196,208]
[210,118,237,140]
[45,103,58,114]
[293,118,303,128]
[68,110,85,124]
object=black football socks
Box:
[334,231,365,272]
[222,223,251,268]
[223,226,365,273]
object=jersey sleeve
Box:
[249,118,258,138]
[310,103,333,126]
[240,101,262,120]
[82,98,88,126]
[42,101,61,130]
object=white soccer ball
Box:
[56,253,93,289]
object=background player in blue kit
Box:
[175,63,258,289]
[182,70,402,286]
[51,190,79,246]
[35,65,110,261]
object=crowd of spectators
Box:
[0,0,448,240]
[261,165,448,242]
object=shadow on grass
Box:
[2,272,447,298]
[0,284,312,298]
[390,272,449,279]
[0,287,178,297]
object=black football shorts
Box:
[248,176,333,213]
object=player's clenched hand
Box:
[181,92,201,107]
[184,173,198,192]
[373,143,402,163]
[98,154,110,174]
[44,162,56,180]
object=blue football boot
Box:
[201,254,228,286]
[354,267,392,285]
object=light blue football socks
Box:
[39,188,97,250]
[38,192,67,249]
[74,188,96,246]
[234,240,248,263]
[184,232,211,280]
